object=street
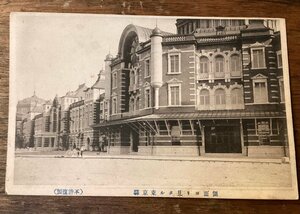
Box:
[14,154,293,188]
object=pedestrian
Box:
[99,141,103,152]
[80,145,85,157]
[76,147,80,157]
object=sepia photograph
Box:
[6,13,298,199]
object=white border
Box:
[5,13,298,199]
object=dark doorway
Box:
[87,137,90,150]
[171,125,181,145]
[132,131,139,152]
[51,138,55,147]
[205,125,242,153]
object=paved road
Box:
[14,156,292,188]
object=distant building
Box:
[16,93,46,148]
[69,100,85,149]
[16,92,45,120]
[33,84,87,151]
[69,71,105,150]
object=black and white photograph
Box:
[6,13,298,199]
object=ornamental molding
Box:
[166,78,183,84]
[251,73,268,80]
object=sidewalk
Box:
[14,150,287,164]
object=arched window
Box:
[199,89,210,106]
[231,88,243,105]
[215,88,226,108]
[215,55,225,77]
[199,57,209,78]
[230,54,240,77]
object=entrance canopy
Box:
[131,110,285,121]
[93,110,285,128]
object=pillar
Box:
[240,119,246,155]
[150,27,163,109]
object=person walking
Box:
[80,145,85,157]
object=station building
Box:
[94,19,287,158]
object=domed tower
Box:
[104,53,113,100]
[150,27,163,109]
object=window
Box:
[215,88,226,107]
[231,88,243,105]
[279,78,285,102]
[112,72,117,88]
[145,88,151,108]
[168,84,181,106]
[145,59,150,77]
[253,80,268,103]
[230,54,240,76]
[130,98,135,112]
[192,21,197,32]
[90,104,93,124]
[199,57,209,78]
[112,98,117,114]
[136,97,140,110]
[130,71,135,86]
[215,56,224,77]
[251,48,265,69]
[136,69,140,86]
[271,118,279,135]
[277,51,282,68]
[199,89,210,107]
[168,54,181,74]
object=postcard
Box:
[6,12,298,199]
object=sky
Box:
[12,13,177,101]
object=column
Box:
[41,137,45,148]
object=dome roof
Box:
[18,93,45,105]
[105,53,114,61]
[151,26,162,36]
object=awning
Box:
[131,110,286,121]
[92,110,286,128]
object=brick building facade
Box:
[94,19,287,158]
